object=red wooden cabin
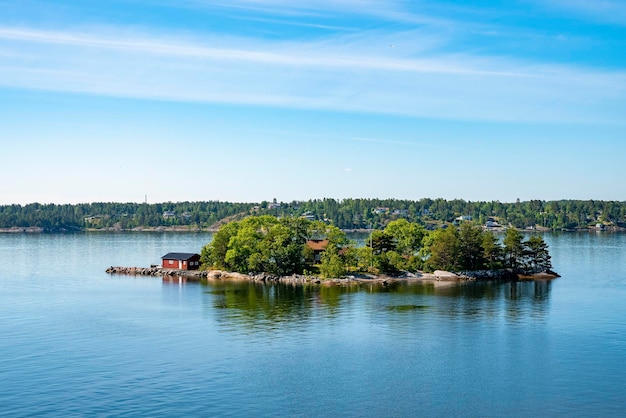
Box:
[161,252,201,270]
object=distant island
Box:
[1,198,625,233]
[108,214,558,283]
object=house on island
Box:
[485,217,501,229]
[161,252,201,270]
[305,239,329,263]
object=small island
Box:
[107,215,558,285]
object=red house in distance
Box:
[161,252,201,270]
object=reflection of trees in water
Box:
[202,279,553,331]
[503,280,551,322]
[203,281,362,331]
[418,280,551,322]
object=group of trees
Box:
[1,198,624,232]
[200,215,349,277]
[0,201,254,231]
[201,215,553,279]
[264,198,626,230]
[422,223,551,273]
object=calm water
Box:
[1,232,626,417]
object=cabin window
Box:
[169,260,174,265]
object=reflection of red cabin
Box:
[306,239,329,263]
[161,252,201,270]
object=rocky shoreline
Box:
[106,266,403,285]
[105,266,559,285]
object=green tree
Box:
[384,219,426,256]
[504,228,525,269]
[355,246,374,273]
[423,226,461,272]
[524,235,552,272]
[319,245,346,278]
[481,232,503,270]
[200,221,239,269]
[458,222,486,270]
[370,230,396,255]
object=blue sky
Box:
[1,0,625,204]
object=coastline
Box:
[3,224,625,234]
[105,266,559,285]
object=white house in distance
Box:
[485,217,502,229]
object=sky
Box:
[1,0,625,205]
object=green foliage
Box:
[319,245,346,278]
[2,198,625,232]
[384,219,426,258]
[422,226,462,272]
[421,224,508,272]
[370,230,396,255]
[481,232,503,270]
[215,216,307,276]
[354,246,374,273]
[361,219,428,274]
[203,215,553,277]
[458,222,486,270]
[525,235,552,272]
[503,228,525,269]
[0,201,256,231]
[203,215,351,277]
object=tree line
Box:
[0,201,254,231]
[201,216,553,278]
[265,198,626,230]
[1,198,625,231]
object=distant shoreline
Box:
[0,226,219,233]
[3,225,625,234]
[0,226,626,234]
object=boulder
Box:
[433,270,460,281]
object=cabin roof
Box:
[161,252,200,261]
[305,239,329,251]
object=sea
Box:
[1,231,626,417]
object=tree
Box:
[201,221,239,269]
[384,219,426,256]
[481,232,503,270]
[503,228,525,269]
[423,226,461,272]
[319,245,346,278]
[201,215,356,277]
[458,222,486,270]
[525,235,552,272]
[370,230,396,255]
[367,230,401,274]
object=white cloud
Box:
[537,0,626,25]
[0,24,624,123]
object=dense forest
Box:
[201,215,553,277]
[0,201,255,231]
[1,198,625,232]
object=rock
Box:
[434,270,460,281]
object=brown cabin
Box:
[161,252,201,270]
[305,239,329,263]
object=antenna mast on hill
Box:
[145,195,147,204]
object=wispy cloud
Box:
[535,0,626,25]
[0,22,624,124]
[348,136,422,147]
[186,0,410,19]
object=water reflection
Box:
[201,279,552,331]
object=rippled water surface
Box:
[1,232,626,417]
